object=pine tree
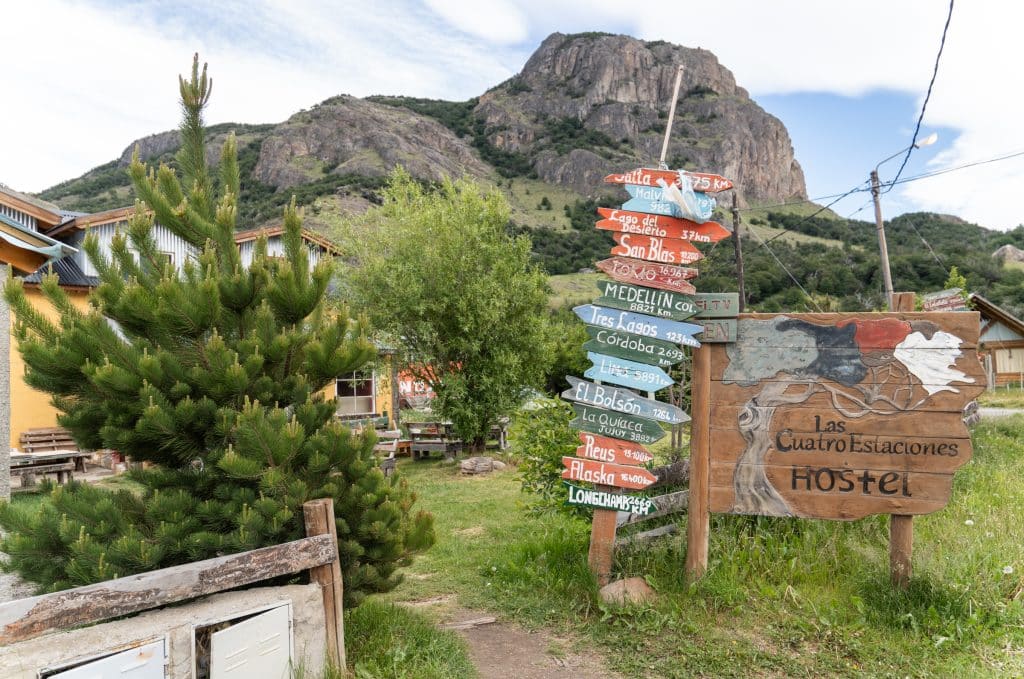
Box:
[0,56,433,605]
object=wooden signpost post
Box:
[562,152,734,587]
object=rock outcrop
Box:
[475,33,806,204]
[253,96,490,189]
[993,244,1024,264]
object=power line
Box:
[884,0,955,193]
[881,149,1024,189]
[744,216,823,312]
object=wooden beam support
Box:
[685,344,711,581]
[303,498,346,669]
[0,533,336,646]
[890,291,916,588]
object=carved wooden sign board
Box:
[707,312,984,521]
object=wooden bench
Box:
[10,452,92,490]
[373,430,412,477]
[19,427,90,472]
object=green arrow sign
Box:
[595,280,698,321]
[694,292,740,319]
[583,325,686,367]
[570,403,666,444]
[564,482,655,514]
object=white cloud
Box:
[6,0,1024,229]
[424,0,529,44]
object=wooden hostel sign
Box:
[706,312,984,520]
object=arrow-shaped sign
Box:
[563,376,689,424]
[561,455,658,490]
[584,352,673,391]
[595,280,697,320]
[611,233,704,265]
[570,403,666,445]
[573,305,703,346]
[583,325,686,367]
[564,481,657,514]
[694,292,741,319]
[596,207,731,243]
[623,184,717,219]
[596,257,698,295]
[604,168,733,193]
[575,431,654,465]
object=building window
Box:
[158,251,174,268]
[336,370,375,415]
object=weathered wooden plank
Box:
[0,533,337,645]
[562,456,658,490]
[594,280,698,320]
[694,293,740,319]
[595,208,730,243]
[570,403,667,445]
[596,257,699,295]
[617,490,689,527]
[697,318,737,343]
[304,499,346,669]
[709,404,972,436]
[563,377,689,425]
[685,345,712,581]
[611,233,704,265]
[573,304,703,346]
[708,462,956,520]
[565,482,656,514]
[575,432,654,466]
[585,352,674,391]
[616,523,679,548]
[583,326,688,367]
[604,168,733,193]
[708,427,971,473]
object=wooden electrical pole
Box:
[871,170,895,310]
[731,194,745,312]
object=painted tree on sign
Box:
[345,170,553,449]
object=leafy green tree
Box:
[346,170,552,449]
[0,56,433,605]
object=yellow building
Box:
[0,188,396,450]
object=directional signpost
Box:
[562,160,734,586]
[563,376,689,424]
[596,257,698,295]
[611,233,704,265]
[582,326,686,367]
[594,280,697,320]
[584,352,674,392]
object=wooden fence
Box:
[0,498,346,668]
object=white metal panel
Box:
[209,605,292,679]
[45,639,166,678]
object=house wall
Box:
[64,220,198,276]
[238,236,327,268]
[318,355,396,428]
[9,286,91,449]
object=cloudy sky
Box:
[5,1,1022,229]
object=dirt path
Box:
[442,608,622,679]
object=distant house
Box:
[0,186,394,449]
[969,293,1024,386]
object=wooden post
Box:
[890,291,916,588]
[685,344,711,581]
[588,494,618,586]
[303,499,346,668]
[658,65,685,167]
[731,195,745,312]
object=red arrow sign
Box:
[561,456,657,490]
[596,257,698,295]
[611,233,704,265]
[604,168,733,193]
[576,432,654,466]
[596,207,731,243]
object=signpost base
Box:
[890,515,913,588]
[588,491,618,586]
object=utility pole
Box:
[871,170,895,311]
[731,194,745,312]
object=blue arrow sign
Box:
[585,352,674,391]
[622,184,716,222]
[573,304,703,347]
[563,376,689,424]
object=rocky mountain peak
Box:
[476,32,806,204]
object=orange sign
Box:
[611,233,703,265]
[596,208,730,243]
[561,456,657,490]
[575,432,654,466]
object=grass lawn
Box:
[381,415,1024,677]
[979,386,1024,409]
